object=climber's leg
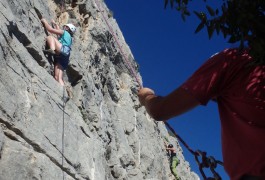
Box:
[171,157,180,180]
[45,35,62,54]
[54,62,64,86]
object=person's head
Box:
[168,144,173,148]
[64,24,76,36]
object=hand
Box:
[51,19,59,29]
[138,87,155,106]
[164,142,168,147]
[41,18,47,24]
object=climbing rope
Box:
[62,87,66,180]
[93,0,143,89]
[165,122,223,180]
[57,0,72,177]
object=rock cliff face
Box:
[0,0,199,180]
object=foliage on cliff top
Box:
[165,0,265,65]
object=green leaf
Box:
[207,24,214,39]
[206,5,215,16]
[194,11,205,20]
[184,9,191,16]
[164,0,169,9]
[176,0,181,7]
[195,22,205,33]
[223,31,227,39]
[216,23,221,35]
[239,39,244,50]
[215,9,219,15]
[181,13,186,21]
[183,0,188,5]
[228,35,239,43]
[221,3,227,13]
[170,0,174,8]
[176,6,181,11]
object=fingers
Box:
[138,87,155,97]
[41,18,48,25]
[51,20,58,26]
[137,87,155,106]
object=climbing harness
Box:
[93,0,143,88]
[165,122,223,180]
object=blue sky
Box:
[105,1,231,179]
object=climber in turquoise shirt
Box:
[58,30,72,50]
[41,18,76,86]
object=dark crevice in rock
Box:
[0,118,46,155]
[0,145,2,159]
[46,96,70,117]
[33,7,42,20]
[6,21,47,68]
[106,131,112,145]
[78,6,91,24]
[44,135,82,173]
[0,116,80,180]
[79,107,89,122]
[44,135,64,155]
[0,28,11,52]
[66,65,83,86]
[10,50,34,74]
[91,54,101,68]
[80,126,90,138]
[6,63,29,84]
[73,162,82,172]
[6,21,31,46]
[45,138,86,177]
[3,131,20,142]
[100,74,107,87]
[26,45,45,65]
[0,43,7,59]
[109,53,129,75]
[0,10,9,21]
[33,7,49,36]
[133,104,142,111]
[0,1,7,9]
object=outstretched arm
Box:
[138,87,200,121]
[166,147,176,151]
[41,18,63,35]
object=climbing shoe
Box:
[66,86,73,99]
[43,49,56,55]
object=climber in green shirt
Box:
[166,144,181,180]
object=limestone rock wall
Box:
[0,0,199,180]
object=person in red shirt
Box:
[138,48,265,180]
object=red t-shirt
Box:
[181,48,265,180]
